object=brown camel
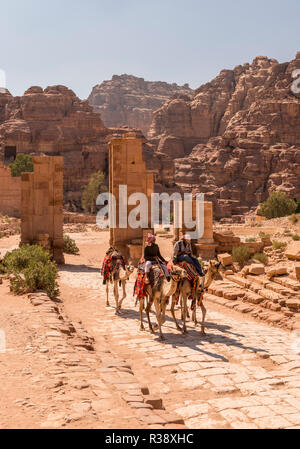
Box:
[171,260,222,335]
[106,263,134,314]
[138,264,187,340]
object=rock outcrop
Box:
[0,85,109,207]
[0,86,175,210]
[149,53,300,218]
[88,74,192,137]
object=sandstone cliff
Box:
[88,74,192,137]
[149,53,300,218]
[0,86,174,210]
[0,85,110,208]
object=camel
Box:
[170,260,223,335]
[103,248,134,314]
[138,264,187,340]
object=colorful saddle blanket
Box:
[101,250,126,282]
[173,261,200,309]
[134,263,164,300]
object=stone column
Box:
[21,156,64,264]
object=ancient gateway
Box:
[108,132,215,263]
[21,156,64,264]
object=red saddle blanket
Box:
[134,264,164,300]
[101,252,126,282]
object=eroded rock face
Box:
[0,85,110,207]
[0,87,176,209]
[88,74,192,137]
[150,54,300,218]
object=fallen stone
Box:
[249,264,265,275]
[286,299,300,311]
[285,243,300,261]
[266,266,288,278]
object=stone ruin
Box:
[21,156,64,264]
[109,133,217,262]
[109,133,154,265]
[0,162,21,217]
[173,200,216,259]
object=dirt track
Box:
[0,230,300,428]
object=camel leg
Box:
[182,293,188,334]
[114,282,120,314]
[192,297,198,327]
[139,298,145,331]
[181,296,190,320]
[106,282,110,306]
[117,280,126,313]
[154,298,164,341]
[200,301,207,335]
[160,300,167,326]
[145,298,154,333]
[171,295,182,331]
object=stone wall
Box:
[0,163,21,217]
[21,156,64,264]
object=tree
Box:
[81,171,107,214]
[259,191,297,219]
[292,198,300,213]
[9,153,33,177]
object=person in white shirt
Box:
[173,234,204,276]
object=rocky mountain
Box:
[149,53,300,219]
[0,85,173,209]
[88,74,192,136]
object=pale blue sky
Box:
[1,0,299,99]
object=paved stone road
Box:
[60,268,300,429]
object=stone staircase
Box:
[205,273,300,330]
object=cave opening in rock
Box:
[4,146,17,164]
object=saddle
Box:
[134,262,164,299]
[101,247,126,283]
[173,261,201,310]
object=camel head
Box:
[126,264,135,276]
[207,259,223,280]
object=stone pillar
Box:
[21,156,64,264]
[0,162,21,217]
[109,133,154,265]
[174,200,216,260]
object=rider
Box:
[173,234,204,277]
[144,234,170,283]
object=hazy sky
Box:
[1,0,300,99]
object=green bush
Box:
[292,234,300,241]
[272,241,287,250]
[259,191,297,219]
[253,253,269,265]
[82,171,107,214]
[292,198,300,214]
[232,246,251,266]
[9,154,33,177]
[246,237,256,243]
[155,230,168,235]
[259,231,270,239]
[63,234,79,254]
[2,244,59,298]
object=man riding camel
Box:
[144,234,170,283]
[173,234,204,277]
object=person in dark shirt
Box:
[144,234,169,282]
